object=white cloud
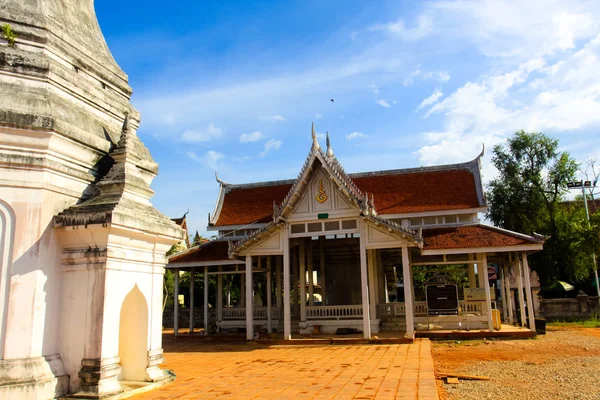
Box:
[369,85,380,95]
[417,89,443,111]
[240,131,264,143]
[345,132,370,140]
[376,99,390,108]
[180,122,223,143]
[404,66,450,86]
[187,150,225,170]
[369,15,434,41]
[416,33,600,168]
[259,139,282,157]
[315,132,326,140]
[315,113,322,119]
[259,114,287,122]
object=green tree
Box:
[486,130,597,287]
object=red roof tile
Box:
[169,240,230,263]
[422,225,537,250]
[352,169,479,214]
[213,168,481,227]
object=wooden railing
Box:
[221,307,280,320]
[379,301,484,317]
[306,305,363,319]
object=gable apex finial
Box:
[326,132,334,157]
[311,122,320,151]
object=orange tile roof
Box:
[169,240,230,263]
[422,225,537,250]
[212,167,482,227]
[352,169,479,214]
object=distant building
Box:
[168,128,545,340]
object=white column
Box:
[283,232,292,339]
[516,255,527,327]
[189,268,195,333]
[367,249,377,323]
[480,254,494,332]
[174,269,180,336]
[204,266,209,334]
[522,252,536,331]
[240,273,245,308]
[299,241,306,322]
[217,266,223,323]
[319,236,326,305]
[358,221,371,339]
[504,264,514,324]
[401,246,414,338]
[308,243,314,306]
[267,256,272,333]
[245,255,253,340]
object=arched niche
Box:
[118,284,149,381]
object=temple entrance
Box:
[118,285,148,381]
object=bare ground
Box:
[433,327,600,400]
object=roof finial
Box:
[311,122,320,151]
[326,132,334,157]
[215,171,224,185]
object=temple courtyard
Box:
[131,332,437,399]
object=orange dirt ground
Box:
[432,327,600,400]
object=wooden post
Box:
[245,255,253,340]
[515,255,527,328]
[204,266,208,334]
[267,256,272,333]
[276,256,282,311]
[189,268,195,333]
[401,246,414,338]
[240,273,245,308]
[522,252,536,331]
[308,242,314,306]
[358,221,371,339]
[283,233,291,339]
[299,241,306,322]
[499,260,508,322]
[480,254,494,332]
[504,264,514,324]
[468,257,477,288]
[367,249,377,323]
[319,236,326,305]
[217,266,223,324]
[174,268,179,337]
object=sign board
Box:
[426,284,459,316]
[463,287,496,301]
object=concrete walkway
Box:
[132,335,438,400]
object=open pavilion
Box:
[168,125,544,341]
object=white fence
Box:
[221,307,281,320]
[306,305,363,319]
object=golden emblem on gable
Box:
[316,179,328,203]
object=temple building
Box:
[0,1,183,398]
[168,126,545,341]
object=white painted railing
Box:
[379,301,484,317]
[306,305,363,319]
[221,307,280,320]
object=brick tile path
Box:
[133,337,437,400]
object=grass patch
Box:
[547,316,600,328]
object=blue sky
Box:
[95,0,600,236]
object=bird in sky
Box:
[330,98,334,103]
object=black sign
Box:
[426,284,459,316]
